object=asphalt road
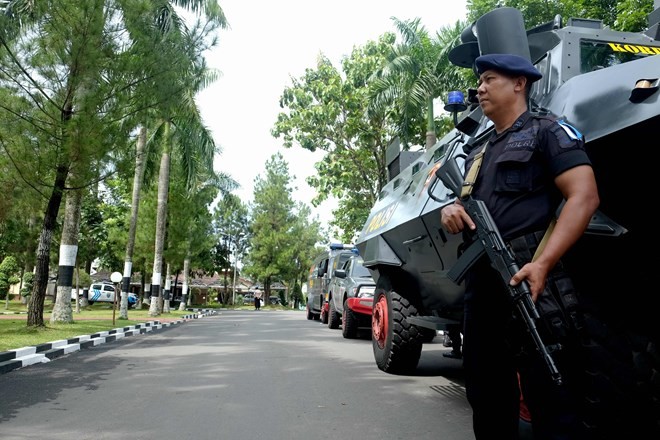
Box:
[0,309,474,440]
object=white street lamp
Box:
[110,271,122,325]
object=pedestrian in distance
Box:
[253,288,262,310]
[440,53,600,439]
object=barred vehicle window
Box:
[580,40,660,73]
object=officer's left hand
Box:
[510,261,549,302]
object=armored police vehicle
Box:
[356,4,659,435]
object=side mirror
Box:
[334,269,346,279]
[435,156,464,198]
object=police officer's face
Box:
[477,70,525,118]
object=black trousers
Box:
[463,257,582,440]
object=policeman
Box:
[440,53,600,439]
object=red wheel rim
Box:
[372,294,388,349]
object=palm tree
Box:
[118,126,147,319]
[369,17,469,149]
[118,0,228,318]
[147,100,219,317]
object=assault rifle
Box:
[429,156,563,386]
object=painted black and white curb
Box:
[0,309,218,375]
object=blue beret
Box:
[475,53,542,82]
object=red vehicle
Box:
[326,254,375,338]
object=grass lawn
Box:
[0,300,200,352]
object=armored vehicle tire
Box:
[328,300,340,329]
[306,305,314,320]
[574,313,660,438]
[371,276,423,375]
[342,299,359,339]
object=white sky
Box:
[196,0,468,227]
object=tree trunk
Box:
[27,164,68,327]
[179,254,190,311]
[425,96,437,148]
[163,263,171,313]
[74,265,81,313]
[120,126,147,319]
[51,187,83,323]
[149,141,170,317]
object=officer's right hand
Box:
[440,202,475,234]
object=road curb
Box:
[0,309,218,375]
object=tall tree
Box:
[369,17,470,149]
[243,153,297,298]
[369,18,441,149]
[213,193,249,303]
[119,127,147,318]
[0,1,142,326]
[280,203,322,307]
[146,5,227,317]
[272,38,397,241]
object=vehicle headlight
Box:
[357,286,375,298]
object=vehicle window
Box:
[337,254,352,267]
[341,259,351,271]
[104,285,114,292]
[353,261,371,278]
[580,40,660,73]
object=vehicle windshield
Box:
[353,260,371,278]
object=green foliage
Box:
[21,272,34,297]
[211,192,249,275]
[0,255,20,299]
[290,282,304,308]
[466,0,654,31]
[244,153,321,295]
[75,269,92,288]
[613,0,654,31]
[272,38,396,238]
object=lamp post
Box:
[110,271,122,326]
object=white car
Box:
[84,282,138,307]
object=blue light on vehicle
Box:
[329,243,355,250]
[444,91,467,113]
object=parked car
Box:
[306,243,356,320]
[85,282,138,307]
[327,254,376,338]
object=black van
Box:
[305,243,355,321]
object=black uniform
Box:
[461,111,591,440]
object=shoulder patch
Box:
[557,120,583,141]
